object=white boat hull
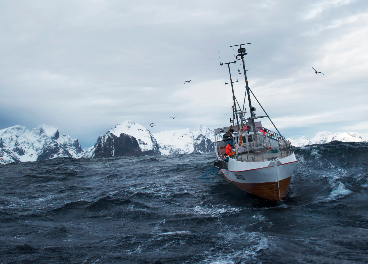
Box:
[221,153,297,200]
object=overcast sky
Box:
[1,0,368,148]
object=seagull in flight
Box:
[149,123,155,127]
[184,80,191,84]
[170,116,177,119]
[311,67,324,75]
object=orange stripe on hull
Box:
[232,176,291,200]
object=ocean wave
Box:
[191,205,241,217]
[326,181,352,201]
[1,142,368,263]
[202,232,269,264]
[87,196,151,211]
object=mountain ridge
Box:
[287,131,368,147]
[0,124,84,165]
[1,122,367,165]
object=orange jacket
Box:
[225,144,231,155]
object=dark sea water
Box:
[1,142,368,264]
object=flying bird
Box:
[170,116,177,119]
[311,67,324,75]
[149,123,155,127]
[184,80,191,84]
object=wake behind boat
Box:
[214,44,297,200]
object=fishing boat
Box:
[214,44,297,200]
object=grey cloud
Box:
[1,0,368,147]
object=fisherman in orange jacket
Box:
[225,144,231,156]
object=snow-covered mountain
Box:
[84,120,214,157]
[288,131,368,147]
[86,121,215,158]
[153,125,215,155]
[0,125,83,165]
[4,121,366,165]
[86,120,160,158]
[0,121,215,164]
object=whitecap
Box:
[310,149,320,157]
[202,232,269,263]
[191,205,241,217]
[330,182,352,199]
[159,231,191,236]
[325,181,352,202]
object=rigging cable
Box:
[234,97,242,116]
[242,90,247,112]
[248,87,284,139]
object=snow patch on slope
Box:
[0,125,83,165]
[109,120,156,152]
[153,125,214,155]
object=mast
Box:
[234,44,257,142]
[224,61,239,128]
